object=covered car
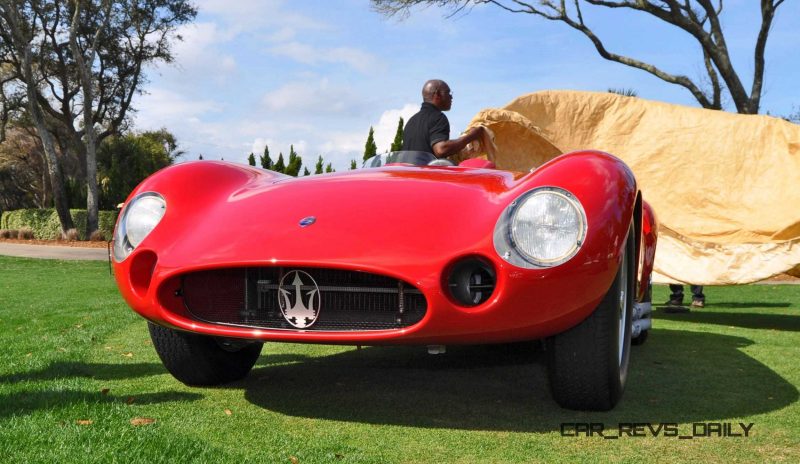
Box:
[111,150,657,411]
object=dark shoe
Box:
[691,300,705,308]
[665,298,683,306]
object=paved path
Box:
[0,243,107,261]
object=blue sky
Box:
[133,0,800,170]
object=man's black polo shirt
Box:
[402,102,450,153]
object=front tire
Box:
[148,322,263,386]
[547,227,634,411]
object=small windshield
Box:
[362,151,436,168]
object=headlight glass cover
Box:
[113,192,166,261]
[494,187,587,268]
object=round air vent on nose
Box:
[447,257,496,307]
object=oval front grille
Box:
[181,267,427,331]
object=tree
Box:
[260,144,272,170]
[325,163,334,173]
[350,159,357,170]
[302,167,310,176]
[285,144,302,176]
[68,0,113,239]
[608,88,638,97]
[363,126,377,160]
[247,153,256,166]
[0,62,24,144]
[1,4,74,233]
[274,152,286,173]
[0,0,196,237]
[0,125,50,210]
[784,105,799,124]
[96,129,181,209]
[314,155,324,174]
[390,116,404,151]
[373,0,788,114]
[198,154,204,160]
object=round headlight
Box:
[126,195,166,247]
[113,192,166,261]
[494,187,587,268]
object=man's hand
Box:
[432,126,484,158]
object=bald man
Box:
[402,79,483,158]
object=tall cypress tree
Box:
[325,163,334,173]
[285,145,302,177]
[314,155,324,174]
[274,152,286,173]
[260,144,272,170]
[350,159,357,170]
[390,117,404,152]
[247,153,256,166]
[363,126,377,161]
[303,167,311,176]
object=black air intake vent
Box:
[181,267,427,331]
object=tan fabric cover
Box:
[464,90,800,284]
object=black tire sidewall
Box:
[148,322,263,386]
[611,228,635,399]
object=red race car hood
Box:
[133,163,528,272]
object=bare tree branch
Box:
[372,0,785,114]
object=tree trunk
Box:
[20,45,74,235]
[70,0,111,238]
[85,138,98,236]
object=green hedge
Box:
[0,209,118,240]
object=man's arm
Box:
[432,126,483,158]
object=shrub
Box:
[0,209,118,240]
[89,230,107,241]
[18,227,34,240]
[63,228,79,241]
[1,210,52,237]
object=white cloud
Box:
[249,138,272,158]
[170,22,237,78]
[319,132,365,157]
[267,27,296,42]
[315,104,419,168]
[195,0,327,34]
[261,78,364,115]
[372,104,418,152]
[267,41,383,74]
[135,87,221,125]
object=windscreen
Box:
[362,151,436,168]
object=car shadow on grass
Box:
[0,362,166,384]
[0,389,203,420]
[0,361,203,419]
[242,329,798,432]
[655,307,800,331]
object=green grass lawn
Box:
[1,256,798,463]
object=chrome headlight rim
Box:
[493,186,587,269]
[112,191,166,262]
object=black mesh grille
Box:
[181,267,427,331]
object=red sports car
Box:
[112,150,657,411]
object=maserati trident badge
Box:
[278,270,320,328]
[299,216,316,227]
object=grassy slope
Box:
[0,256,797,463]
